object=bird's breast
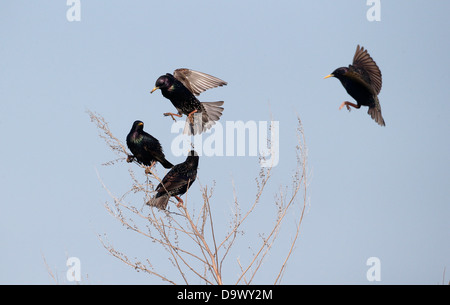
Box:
[131,133,143,144]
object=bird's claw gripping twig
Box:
[126,155,135,163]
[144,161,156,174]
[175,196,184,208]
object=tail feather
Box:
[368,107,385,126]
[160,158,174,169]
[147,194,170,210]
[368,96,385,126]
[202,101,224,122]
[183,101,224,135]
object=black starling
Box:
[324,45,385,126]
[148,150,199,210]
[150,68,227,135]
[126,120,173,169]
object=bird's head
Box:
[324,67,348,80]
[131,120,144,132]
[151,75,171,93]
[186,150,199,166]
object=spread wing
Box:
[173,68,227,96]
[352,45,382,95]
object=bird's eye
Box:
[157,77,166,87]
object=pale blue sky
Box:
[1,1,449,284]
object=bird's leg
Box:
[175,196,184,208]
[126,155,135,163]
[144,161,156,174]
[163,112,183,122]
[339,101,361,112]
[187,109,198,124]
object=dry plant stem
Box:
[218,178,241,274]
[234,167,277,284]
[180,203,223,285]
[97,170,212,284]
[219,165,272,255]
[90,110,308,285]
[173,181,222,285]
[274,117,308,284]
[41,253,58,284]
[234,116,308,284]
[168,195,219,284]
[98,235,176,285]
[88,110,129,162]
[204,186,221,281]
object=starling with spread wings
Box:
[151,68,227,134]
[147,150,199,210]
[126,120,173,169]
[324,45,385,126]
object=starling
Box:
[126,120,173,169]
[150,68,227,135]
[148,150,199,210]
[324,45,385,126]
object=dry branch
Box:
[89,110,309,284]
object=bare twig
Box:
[90,110,309,285]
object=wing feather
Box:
[352,45,382,95]
[173,68,227,96]
[155,164,190,195]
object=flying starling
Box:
[324,45,385,126]
[126,120,173,169]
[150,68,227,135]
[148,150,199,210]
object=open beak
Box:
[150,86,159,94]
[323,74,334,79]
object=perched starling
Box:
[126,120,173,169]
[148,150,199,210]
[324,45,385,126]
[150,68,227,135]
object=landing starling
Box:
[126,120,173,169]
[150,68,227,135]
[324,45,385,126]
[148,150,199,210]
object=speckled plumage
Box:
[126,120,173,169]
[151,68,227,135]
[325,45,385,126]
[147,150,199,210]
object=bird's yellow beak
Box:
[150,86,159,93]
[323,74,334,79]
